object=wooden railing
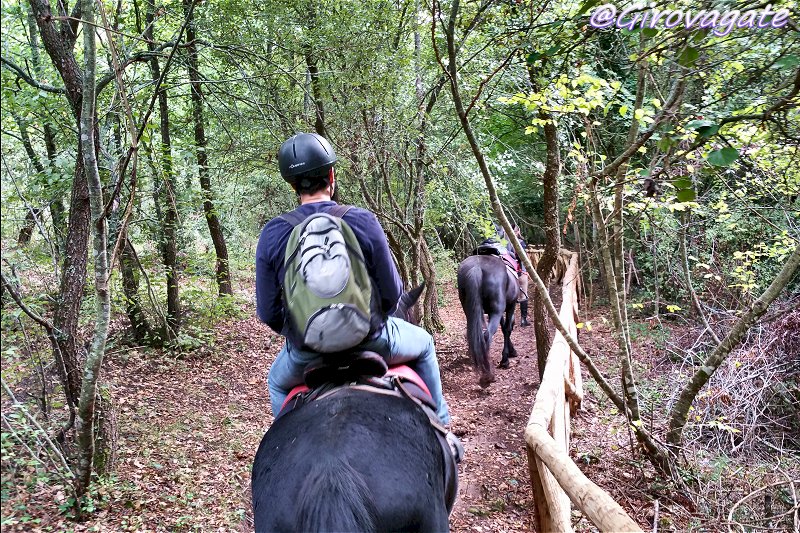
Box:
[524,249,642,533]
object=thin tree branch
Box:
[1,55,67,94]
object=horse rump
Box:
[296,457,377,532]
[252,455,377,533]
[252,391,451,533]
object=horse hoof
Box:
[508,351,518,358]
[498,361,510,369]
[479,374,495,388]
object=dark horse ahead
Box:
[457,254,519,387]
[251,286,457,532]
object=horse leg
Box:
[507,301,518,359]
[499,302,517,368]
[479,312,501,386]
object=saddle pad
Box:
[280,364,429,412]
[386,365,431,398]
[283,383,311,411]
[506,267,518,290]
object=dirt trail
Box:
[437,284,544,532]
[25,280,648,532]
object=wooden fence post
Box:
[525,251,642,533]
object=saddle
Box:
[278,351,461,513]
[475,242,521,277]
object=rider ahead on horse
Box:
[476,223,530,327]
[255,132,450,425]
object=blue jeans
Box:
[268,317,451,425]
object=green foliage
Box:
[1,0,798,525]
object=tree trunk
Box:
[610,51,645,358]
[303,36,327,138]
[74,0,111,505]
[386,231,410,285]
[679,211,721,345]
[649,213,659,321]
[532,109,561,379]
[524,58,562,378]
[583,53,647,424]
[667,245,800,447]
[17,209,40,246]
[23,6,66,255]
[42,117,66,255]
[183,0,233,297]
[413,9,442,331]
[120,237,155,344]
[11,110,44,247]
[587,181,640,422]
[145,0,180,334]
[29,0,91,412]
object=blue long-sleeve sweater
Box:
[255,201,402,337]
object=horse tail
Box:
[460,265,489,375]
[296,457,377,532]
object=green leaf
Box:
[576,0,601,16]
[679,47,699,67]
[657,137,675,151]
[773,55,799,70]
[676,188,696,202]
[619,105,628,117]
[673,178,692,189]
[526,52,543,64]
[686,119,714,129]
[697,124,719,138]
[642,28,658,38]
[707,147,739,167]
[686,119,719,138]
[545,45,560,56]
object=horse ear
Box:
[407,283,425,306]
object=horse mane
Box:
[296,457,378,532]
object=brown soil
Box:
[438,285,666,532]
[2,280,686,532]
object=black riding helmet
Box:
[277,133,337,186]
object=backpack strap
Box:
[326,204,353,219]
[277,209,306,228]
[278,205,353,227]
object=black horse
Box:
[251,286,457,533]
[457,254,519,387]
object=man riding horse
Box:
[255,132,450,425]
[253,134,461,532]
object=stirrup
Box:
[445,432,464,464]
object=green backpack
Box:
[280,205,373,353]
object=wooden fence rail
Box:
[524,249,642,533]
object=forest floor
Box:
[1,277,748,532]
